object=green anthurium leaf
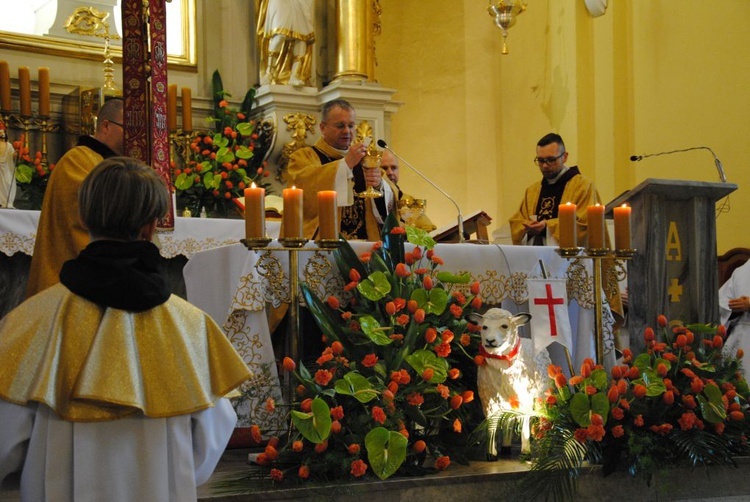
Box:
[334,371,379,403]
[203,171,221,190]
[216,146,235,164]
[641,369,667,397]
[15,164,33,184]
[589,369,609,391]
[299,283,343,344]
[406,226,436,250]
[404,349,448,384]
[697,383,727,424]
[235,145,255,160]
[570,392,592,427]
[359,315,394,346]
[365,427,408,480]
[291,397,331,443]
[590,392,610,422]
[213,133,229,148]
[236,121,254,136]
[435,271,471,284]
[174,172,194,190]
[357,271,392,301]
[199,161,213,174]
[410,287,448,315]
[633,353,653,372]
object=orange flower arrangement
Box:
[520,316,750,501]
[248,214,485,483]
[12,136,55,210]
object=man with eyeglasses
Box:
[26,98,125,298]
[509,132,623,327]
[509,133,598,247]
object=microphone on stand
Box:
[629,146,728,182]
[377,139,465,242]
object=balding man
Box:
[286,99,399,240]
[26,98,125,298]
[381,149,436,232]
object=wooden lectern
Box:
[430,210,493,243]
[606,179,737,351]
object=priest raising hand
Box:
[287,98,398,240]
[345,140,368,168]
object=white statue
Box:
[0,127,16,208]
[256,0,315,86]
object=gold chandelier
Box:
[487,1,527,55]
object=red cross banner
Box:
[528,278,572,354]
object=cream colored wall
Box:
[377,1,748,252]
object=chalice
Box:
[357,142,383,199]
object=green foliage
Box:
[256,214,485,483]
[519,319,750,501]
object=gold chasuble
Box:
[508,172,624,325]
[26,142,111,298]
[509,174,595,247]
[0,285,251,421]
[287,137,397,240]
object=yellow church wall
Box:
[378,1,747,252]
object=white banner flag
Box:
[528,278,572,354]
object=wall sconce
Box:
[487,1,527,55]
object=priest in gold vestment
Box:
[509,133,623,323]
[25,98,124,298]
[286,99,398,240]
[0,158,250,500]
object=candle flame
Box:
[251,182,257,188]
[621,203,628,208]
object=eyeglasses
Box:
[534,153,564,166]
[107,119,124,128]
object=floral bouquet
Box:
[13,137,54,210]
[521,316,750,501]
[172,71,272,217]
[249,214,486,483]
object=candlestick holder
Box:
[241,238,343,409]
[556,245,636,365]
[38,116,49,167]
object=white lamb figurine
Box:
[469,308,550,460]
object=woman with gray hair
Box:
[0,157,250,500]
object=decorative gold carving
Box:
[566,259,594,309]
[65,7,121,95]
[255,250,290,307]
[64,7,122,40]
[355,120,374,144]
[277,112,315,183]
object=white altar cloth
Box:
[0,208,280,259]
[183,241,615,429]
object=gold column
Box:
[333,0,369,82]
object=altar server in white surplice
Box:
[719,260,750,363]
[0,157,251,501]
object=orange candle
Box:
[18,66,31,117]
[181,87,192,131]
[38,67,50,117]
[613,204,632,251]
[318,190,338,240]
[558,202,577,248]
[282,186,304,239]
[244,183,266,239]
[0,61,11,113]
[167,84,177,131]
[586,203,605,249]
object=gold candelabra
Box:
[556,245,635,365]
[241,237,343,405]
